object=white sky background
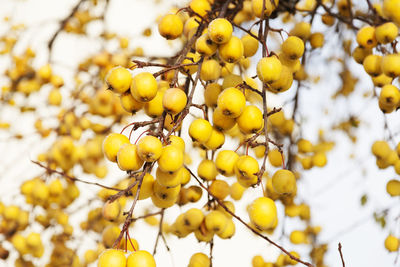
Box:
[0,0,399,267]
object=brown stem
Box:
[32,160,121,192]
[48,0,87,59]
[338,243,346,267]
[112,169,146,248]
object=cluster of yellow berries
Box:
[0,203,29,238]
[296,139,329,170]
[97,249,156,267]
[371,140,400,197]
[20,177,79,208]
[352,8,400,113]
[170,206,235,241]
[11,232,44,259]
[103,132,192,208]
[251,251,301,267]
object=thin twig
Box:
[32,160,121,192]
[338,243,346,267]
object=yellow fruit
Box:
[137,136,163,162]
[49,179,63,196]
[182,208,204,231]
[195,33,217,56]
[278,52,301,72]
[248,197,278,230]
[217,87,246,118]
[257,56,282,83]
[156,167,182,188]
[363,54,382,77]
[230,181,246,200]
[200,59,221,81]
[282,36,304,60]
[204,128,225,150]
[235,155,259,187]
[372,73,393,87]
[268,65,293,93]
[158,14,183,40]
[220,62,235,77]
[158,145,184,173]
[162,88,187,115]
[126,250,156,267]
[218,219,235,239]
[209,179,230,200]
[252,255,264,267]
[215,150,239,176]
[189,118,213,143]
[386,179,400,196]
[310,32,324,48]
[151,191,177,208]
[188,252,210,267]
[208,18,233,44]
[252,0,279,17]
[381,54,400,78]
[290,230,307,244]
[144,89,165,117]
[218,36,244,63]
[11,234,28,255]
[205,210,228,234]
[236,105,263,134]
[222,74,243,89]
[268,149,283,167]
[117,144,144,171]
[38,64,52,81]
[384,235,399,252]
[172,214,191,238]
[297,139,313,153]
[375,22,398,44]
[183,17,199,37]
[153,181,180,202]
[242,33,259,57]
[212,107,236,131]
[168,135,185,151]
[106,67,132,94]
[383,0,400,25]
[352,46,372,64]
[198,159,218,181]
[50,74,64,87]
[312,152,327,167]
[272,170,296,194]
[379,84,400,107]
[321,13,335,26]
[182,52,201,75]
[130,72,158,102]
[290,22,311,40]
[98,249,126,267]
[120,92,144,114]
[204,83,222,107]
[189,0,211,17]
[371,140,391,158]
[356,26,377,49]
[240,57,251,69]
[186,185,203,202]
[180,168,191,185]
[48,88,62,106]
[102,200,121,221]
[103,133,130,162]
